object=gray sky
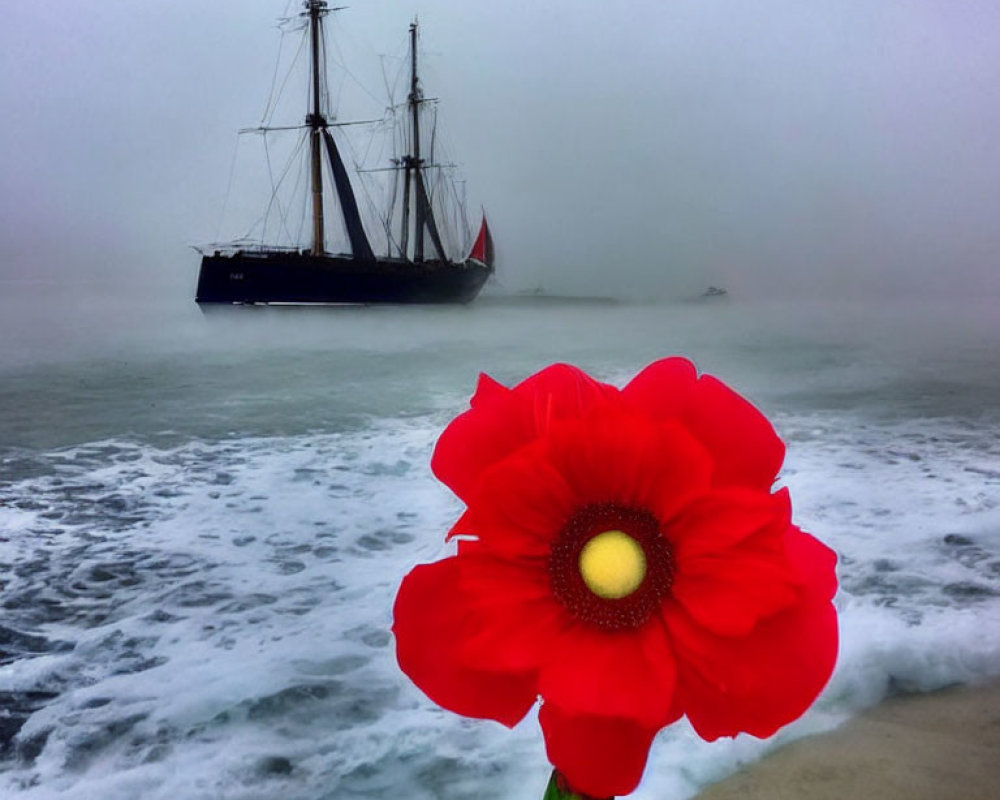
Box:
[2,0,999,300]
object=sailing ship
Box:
[195,1,494,306]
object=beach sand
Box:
[693,682,1000,800]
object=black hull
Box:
[195,252,492,305]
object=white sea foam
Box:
[1,400,998,799]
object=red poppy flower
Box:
[393,358,838,798]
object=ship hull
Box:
[196,252,492,305]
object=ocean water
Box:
[1,288,999,799]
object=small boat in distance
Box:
[196,1,494,306]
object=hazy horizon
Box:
[3,0,1000,304]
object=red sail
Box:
[468,215,495,267]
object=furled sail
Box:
[322,129,375,261]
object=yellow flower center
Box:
[578,530,647,599]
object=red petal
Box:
[538,615,678,728]
[455,553,569,672]
[463,441,577,558]
[682,376,785,490]
[511,363,620,434]
[392,558,538,727]
[786,525,839,600]
[543,412,713,520]
[432,365,618,504]
[540,702,660,798]
[622,359,785,491]
[621,357,699,419]
[446,508,477,539]
[668,489,801,636]
[431,374,531,505]
[670,551,800,637]
[668,488,791,560]
[470,372,508,408]
[664,590,838,740]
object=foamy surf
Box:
[2,403,998,799]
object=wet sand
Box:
[694,682,1000,800]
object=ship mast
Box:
[302,1,374,261]
[409,21,424,261]
[307,0,326,255]
[400,19,447,263]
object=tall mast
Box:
[409,20,424,262]
[307,0,326,254]
[397,19,446,263]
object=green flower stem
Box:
[541,770,614,800]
